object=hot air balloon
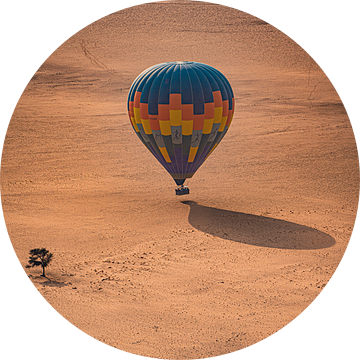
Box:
[127,61,235,195]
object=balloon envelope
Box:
[127,61,235,185]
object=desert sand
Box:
[1,1,359,359]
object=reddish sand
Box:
[1,1,359,359]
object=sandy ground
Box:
[1,1,359,359]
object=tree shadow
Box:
[182,201,335,250]
[41,279,68,288]
[29,275,68,287]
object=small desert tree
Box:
[26,248,53,277]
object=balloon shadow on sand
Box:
[182,201,335,250]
